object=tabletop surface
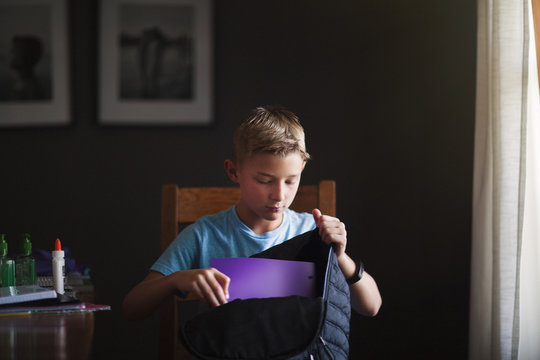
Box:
[0,312,95,360]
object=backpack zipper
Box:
[319,336,335,360]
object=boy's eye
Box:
[255,177,297,185]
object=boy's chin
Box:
[261,210,283,222]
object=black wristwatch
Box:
[346,259,364,285]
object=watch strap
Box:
[346,259,364,285]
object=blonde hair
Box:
[232,105,310,164]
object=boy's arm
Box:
[332,253,382,316]
[312,209,382,316]
[122,268,230,321]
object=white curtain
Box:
[518,3,540,358]
[470,0,540,359]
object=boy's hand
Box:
[179,268,230,307]
[312,208,347,258]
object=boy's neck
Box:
[235,204,283,235]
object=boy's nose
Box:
[270,183,285,202]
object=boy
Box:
[123,106,381,319]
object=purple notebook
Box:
[210,257,316,300]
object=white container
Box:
[52,238,65,295]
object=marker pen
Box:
[52,238,65,295]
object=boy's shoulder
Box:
[193,206,238,231]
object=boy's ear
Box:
[224,159,239,183]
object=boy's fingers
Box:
[191,269,229,307]
[193,282,217,307]
[312,208,322,226]
[214,271,231,300]
[197,275,220,307]
[206,269,229,305]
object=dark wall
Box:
[0,0,476,359]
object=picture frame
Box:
[0,0,70,127]
[99,0,213,125]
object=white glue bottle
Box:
[52,238,65,295]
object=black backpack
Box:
[178,229,351,359]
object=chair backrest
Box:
[158,180,336,360]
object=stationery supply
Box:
[15,233,36,286]
[52,238,65,294]
[0,234,16,287]
[0,235,110,316]
[210,257,316,300]
[0,287,110,315]
[0,285,57,305]
[0,301,111,315]
[0,235,110,318]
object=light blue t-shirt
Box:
[151,206,316,276]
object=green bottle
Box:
[15,233,36,286]
[0,234,16,287]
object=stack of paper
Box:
[0,285,110,315]
[0,285,57,305]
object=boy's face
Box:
[225,152,305,234]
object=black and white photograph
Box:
[99,0,212,125]
[0,4,52,102]
[0,0,69,126]
[119,4,194,100]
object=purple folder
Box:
[210,257,316,300]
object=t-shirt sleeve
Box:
[150,223,202,276]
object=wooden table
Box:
[0,312,95,359]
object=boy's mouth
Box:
[266,206,282,213]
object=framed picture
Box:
[0,0,70,127]
[99,0,213,125]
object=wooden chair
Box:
[159,180,336,360]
